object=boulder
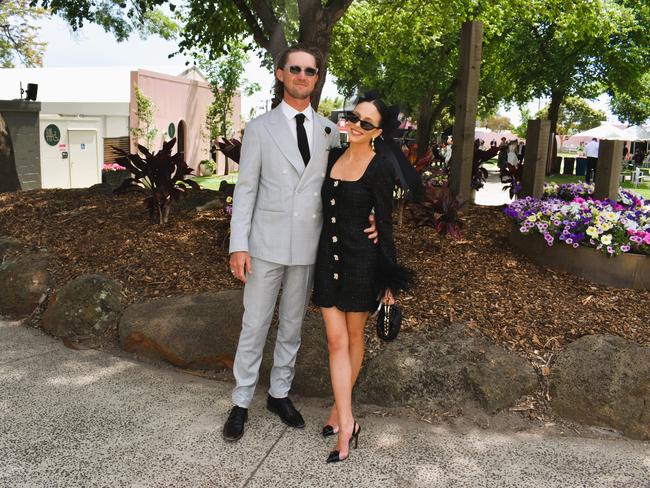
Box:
[355,323,537,413]
[0,236,22,260]
[260,311,330,397]
[0,253,51,318]
[464,352,538,413]
[119,290,245,369]
[119,291,332,396]
[41,274,124,340]
[550,334,650,440]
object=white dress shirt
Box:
[585,140,599,158]
[280,100,314,153]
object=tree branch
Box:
[231,0,272,51]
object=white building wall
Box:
[39,116,104,189]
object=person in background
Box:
[497,137,508,170]
[584,137,599,184]
[507,139,519,166]
[633,147,646,167]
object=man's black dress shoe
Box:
[266,395,305,428]
[223,406,248,442]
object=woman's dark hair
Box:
[271,44,324,109]
[355,91,401,140]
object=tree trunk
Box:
[298,0,354,110]
[0,114,21,192]
[415,81,457,157]
[416,90,435,158]
[546,90,564,175]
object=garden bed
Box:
[509,228,650,289]
[1,187,649,360]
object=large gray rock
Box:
[119,290,332,397]
[550,334,650,440]
[465,352,538,413]
[41,274,124,340]
[119,290,245,369]
[0,253,51,318]
[356,323,537,413]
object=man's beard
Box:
[285,84,313,100]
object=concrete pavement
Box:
[1,319,648,488]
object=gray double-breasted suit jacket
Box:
[228,104,339,407]
[229,106,340,265]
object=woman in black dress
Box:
[312,94,412,463]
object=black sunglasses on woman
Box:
[345,112,380,131]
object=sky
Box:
[33,15,618,126]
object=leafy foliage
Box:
[1,0,48,67]
[32,0,177,42]
[216,138,242,164]
[317,96,344,118]
[536,97,606,135]
[500,163,524,200]
[416,182,466,239]
[329,0,517,155]
[130,87,158,151]
[496,0,650,139]
[114,138,199,225]
[610,72,650,125]
[196,42,259,142]
[482,115,513,132]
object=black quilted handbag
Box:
[375,303,402,341]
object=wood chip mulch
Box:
[1,188,648,360]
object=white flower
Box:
[600,234,612,245]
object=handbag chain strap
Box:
[383,304,391,336]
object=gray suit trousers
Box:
[232,257,315,408]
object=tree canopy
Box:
[1,0,48,67]
[495,0,650,139]
[536,97,606,136]
[328,0,517,154]
[35,0,355,106]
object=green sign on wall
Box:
[168,122,176,138]
[44,124,61,146]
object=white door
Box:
[68,130,99,188]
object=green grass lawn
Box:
[190,173,238,191]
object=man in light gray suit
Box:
[223,45,373,442]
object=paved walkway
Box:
[473,169,513,207]
[1,320,648,488]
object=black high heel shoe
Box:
[326,422,361,463]
[322,425,338,437]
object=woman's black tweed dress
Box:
[312,147,412,312]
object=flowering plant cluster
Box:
[421,167,449,187]
[504,193,650,256]
[543,182,594,200]
[225,196,233,216]
[102,163,127,172]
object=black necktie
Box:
[295,113,310,166]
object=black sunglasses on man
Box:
[286,65,319,77]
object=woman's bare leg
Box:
[322,307,356,457]
[324,312,368,431]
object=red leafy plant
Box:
[114,138,199,224]
[500,162,523,199]
[416,181,466,239]
[217,138,242,163]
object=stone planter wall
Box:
[101,170,131,188]
[509,228,650,289]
